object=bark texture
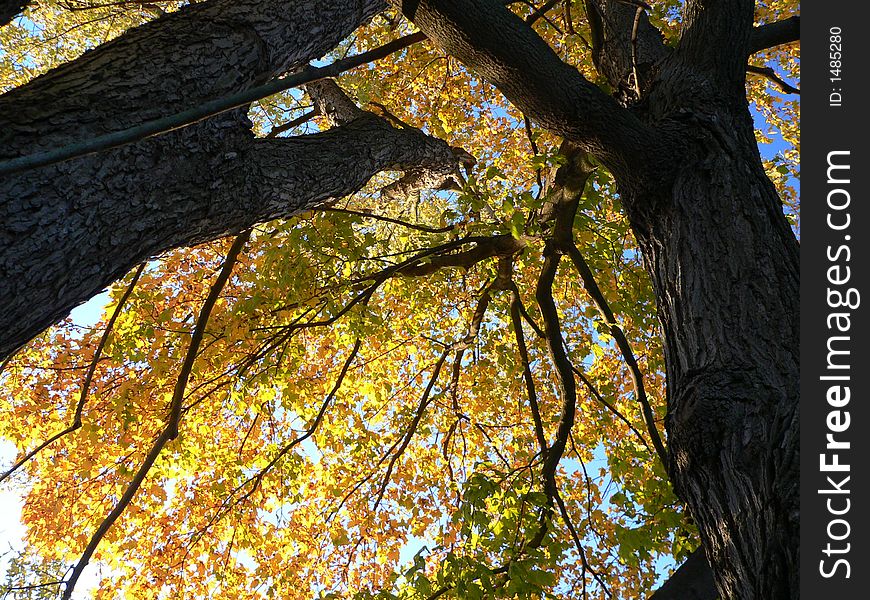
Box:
[633,74,799,600]
[399,1,799,598]
[396,0,666,182]
[0,0,460,359]
[633,4,800,596]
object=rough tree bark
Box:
[398,0,799,598]
[0,0,461,359]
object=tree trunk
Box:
[0,116,455,360]
[0,0,458,360]
[623,3,800,595]
[624,104,799,600]
[584,2,800,592]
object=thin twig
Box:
[509,281,546,338]
[571,364,653,456]
[367,100,417,130]
[425,564,510,600]
[264,109,318,138]
[184,339,362,552]
[747,64,800,94]
[0,263,145,484]
[323,206,455,233]
[630,6,644,97]
[555,488,612,598]
[372,349,449,511]
[523,114,544,193]
[564,0,577,35]
[524,0,564,27]
[569,431,605,539]
[62,232,250,600]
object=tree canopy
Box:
[0,1,799,598]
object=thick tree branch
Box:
[749,16,799,55]
[395,234,525,277]
[303,73,478,204]
[509,288,549,456]
[305,78,369,125]
[381,168,459,203]
[0,92,459,362]
[534,245,576,500]
[1,0,388,158]
[542,140,667,466]
[0,32,429,175]
[0,0,390,358]
[544,140,668,466]
[583,0,668,99]
[524,241,577,552]
[309,78,474,202]
[394,0,664,181]
[676,0,755,89]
